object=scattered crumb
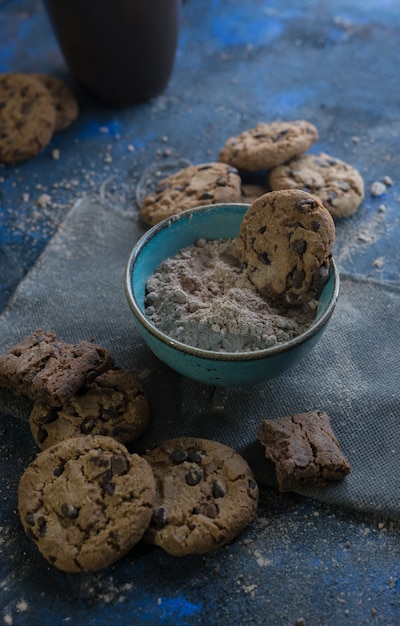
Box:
[37,193,52,208]
[51,149,60,160]
[370,181,387,197]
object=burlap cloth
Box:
[1,196,399,518]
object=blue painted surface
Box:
[1,0,400,624]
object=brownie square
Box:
[0,329,114,406]
[257,410,351,492]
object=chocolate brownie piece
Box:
[0,329,114,406]
[257,410,351,492]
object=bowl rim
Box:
[124,203,340,363]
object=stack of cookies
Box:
[0,329,259,572]
[139,119,364,225]
[0,72,79,163]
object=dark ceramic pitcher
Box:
[44,0,180,105]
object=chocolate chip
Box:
[216,176,227,187]
[259,252,271,265]
[311,264,329,292]
[311,220,321,232]
[80,419,95,434]
[205,503,219,518]
[153,507,167,528]
[53,465,64,477]
[37,428,48,444]
[292,239,307,255]
[25,512,35,526]
[212,479,227,498]
[61,503,79,519]
[185,467,204,486]
[37,516,47,537]
[257,225,267,234]
[295,199,316,212]
[292,269,306,289]
[111,454,129,476]
[187,447,205,464]
[249,479,258,491]
[200,192,214,200]
[169,448,188,464]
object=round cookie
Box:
[236,189,335,304]
[268,152,365,218]
[31,73,79,132]
[142,437,259,556]
[218,120,318,171]
[0,73,56,163]
[140,162,242,226]
[18,435,156,572]
[29,369,150,450]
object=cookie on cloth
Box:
[31,73,79,132]
[236,189,335,304]
[29,369,150,450]
[0,329,114,407]
[257,410,351,492]
[142,437,259,556]
[0,72,56,163]
[269,152,364,218]
[140,162,242,226]
[18,435,156,572]
[218,120,318,171]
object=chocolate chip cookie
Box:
[218,120,318,171]
[140,162,242,226]
[18,434,156,572]
[0,73,56,163]
[142,437,259,556]
[29,369,150,450]
[236,189,335,304]
[31,73,79,132]
[257,410,351,492]
[269,152,365,218]
[0,329,114,406]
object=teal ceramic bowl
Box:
[124,203,339,386]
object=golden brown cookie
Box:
[269,152,364,218]
[218,120,318,171]
[236,190,335,304]
[240,182,270,204]
[142,437,259,556]
[18,435,156,572]
[29,369,150,450]
[0,73,56,163]
[257,410,351,492]
[31,73,79,132]
[140,162,242,226]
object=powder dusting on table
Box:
[145,238,317,353]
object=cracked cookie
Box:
[18,434,156,572]
[218,120,318,171]
[0,72,56,163]
[140,162,242,226]
[236,189,335,304]
[142,437,259,556]
[29,369,150,450]
[269,152,364,218]
[0,329,114,406]
[257,410,351,492]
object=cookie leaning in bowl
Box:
[218,120,318,172]
[142,437,259,556]
[0,329,114,407]
[0,72,56,163]
[268,152,365,218]
[236,189,335,305]
[18,435,156,572]
[140,162,242,226]
[29,369,150,450]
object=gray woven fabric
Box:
[1,196,399,518]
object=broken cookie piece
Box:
[0,329,114,406]
[257,410,351,492]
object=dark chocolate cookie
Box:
[142,437,259,556]
[18,435,156,572]
[257,410,351,492]
[0,329,114,406]
[236,190,335,304]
